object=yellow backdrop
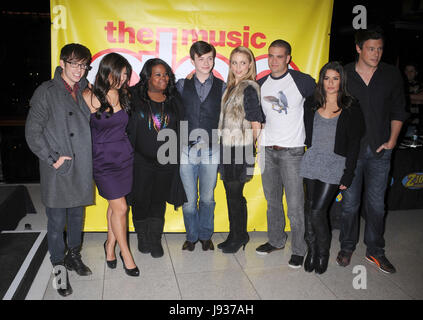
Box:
[50,0,334,232]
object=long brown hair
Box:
[92,52,132,118]
[313,61,355,112]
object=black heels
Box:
[304,248,317,273]
[222,235,249,254]
[119,252,140,277]
[103,240,117,269]
[217,234,233,249]
[314,255,329,274]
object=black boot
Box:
[315,252,329,274]
[64,246,92,276]
[134,219,150,254]
[222,198,249,254]
[217,234,233,249]
[218,196,235,249]
[304,245,318,273]
[311,209,331,275]
[52,262,73,297]
[149,218,164,258]
[304,201,317,273]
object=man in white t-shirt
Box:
[256,40,315,269]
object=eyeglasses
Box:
[65,60,92,71]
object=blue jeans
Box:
[260,146,307,256]
[180,144,219,242]
[340,146,392,257]
[46,206,84,264]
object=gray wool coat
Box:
[25,66,94,208]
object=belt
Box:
[266,145,285,151]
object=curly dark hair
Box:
[134,58,178,113]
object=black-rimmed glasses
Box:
[65,60,92,71]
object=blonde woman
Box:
[218,46,264,253]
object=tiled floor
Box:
[13,184,423,300]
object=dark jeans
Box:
[45,206,84,264]
[340,146,392,257]
[304,178,339,254]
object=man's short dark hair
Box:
[189,41,216,60]
[269,39,292,56]
[354,26,384,49]
[60,43,92,63]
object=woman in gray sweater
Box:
[300,61,365,274]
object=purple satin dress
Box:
[90,109,134,200]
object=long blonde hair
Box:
[224,46,257,103]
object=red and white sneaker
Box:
[365,255,396,274]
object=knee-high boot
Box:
[304,200,317,272]
[311,209,331,274]
[218,196,235,249]
[133,219,150,254]
[222,197,249,254]
[149,217,164,258]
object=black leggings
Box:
[223,180,248,239]
[223,180,245,201]
[304,178,339,254]
[130,162,173,222]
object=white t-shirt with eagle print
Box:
[258,70,316,148]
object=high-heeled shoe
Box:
[119,252,140,277]
[304,247,317,273]
[217,233,233,250]
[222,235,249,254]
[103,240,117,269]
[315,254,329,275]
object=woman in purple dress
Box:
[82,53,139,276]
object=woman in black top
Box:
[127,58,185,258]
[302,61,365,274]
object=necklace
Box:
[107,98,120,112]
[147,100,169,132]
[106,91,120,111]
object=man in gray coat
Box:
[25,43,94,297]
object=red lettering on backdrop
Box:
[119,21,135,43]
[136,28,154,44]
[243,26,250,47]
[227,31,242,48]
[104,21,267,49]
[104,22,117,43]
[209,30,226,47]
[251,32,266,49]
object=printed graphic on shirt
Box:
[140,110,170,132]
[260,73,306,147]
[264,91,289,114]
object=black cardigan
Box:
[303,96,365,187]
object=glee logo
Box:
[402,173,423,189]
